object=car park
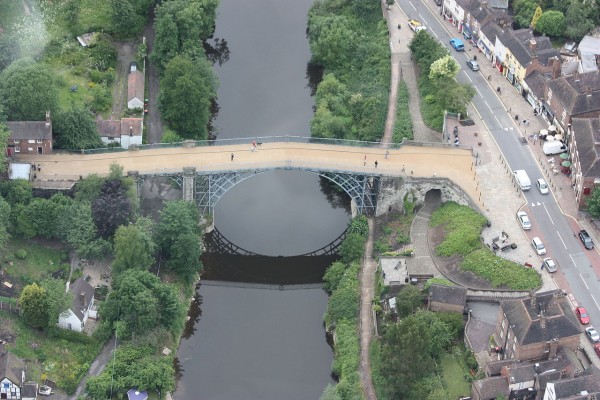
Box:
[516,211,531,230]
[449,38,464,51]
[586,326,600,343]
[578,230,594,250]
[466,60,479,71]
[542,257,557,273]
[536,178,549,194]
[576,306,590,324]
[531,237,546,255]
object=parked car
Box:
[536,178,549,194]
[576,306,590,324]
[531,237,546,255]
[542,257,557,273]
[586,326,600,343]
[408,19,427,32]
[516,211,531,230]
[579,230,594,250]
[449,38,464,51]
[595,343,600,358]
[466,60,479,71]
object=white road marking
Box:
[465,73,473,83]
[409,2,416,10]
[591,294,600,310]
[569,253,576,266]
[543,203,554,225]
[531,202,536,207]
[557,231,567,249]
[475,87,482,97]
[419,13,425,20]
[580,273,590,290]
[494,116,501,126]
[537,202,541,206]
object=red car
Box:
[576,307,590,324]
[595,343,600,358]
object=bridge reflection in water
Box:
[201,227,345,285]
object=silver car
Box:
[531,237,546,255]
[586,326,600,343]
[542,257,557,273]
[516,211,531,230]
[466,60,479,71]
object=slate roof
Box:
[96,118,143,138]
[428,284,467,306]
[6,121,52,140]
[571,116,600,178]
[524,70,549,100]
[549,366,600,398]
[69,277,94,321]
[480,20,504,43]
[22,382,38,398]
[120,118,143,137]
[472,376,509,399]
[499,290,580,345]
[547,70,600,116]
[0,349,25,385]
[127,70,145,103]
[498,29,559,68]
[506,353,572,384]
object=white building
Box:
[58,278,96,332]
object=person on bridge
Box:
[231,153,234,161]
[374,160,378,168]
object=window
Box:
[14,146,20,153]
[36,139,42,143]
[13,139,19,143]
[28,139,35,144]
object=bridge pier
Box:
[182,167,196,202]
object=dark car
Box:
[579,229,594,250]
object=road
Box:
[396,0,600,326]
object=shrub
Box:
[430,202,487,256]
[15,249,27,259]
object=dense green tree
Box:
[74,174,106,203]
[534,10,566,36]
[167,232,202,282]
[113,224,155,275]
[395,285,424,318]
[429,55,460,80]
[587,187,600,218]
[150,12,180,72]
[18,283,48,328]
[0,58,59,121]
[513,0,538,29]
[92,179,133,239]
[159,55,217,139]
[54,106,102,150]
[409,31,448,77]
[160,128,183,143]
[564,0,595,41]
[0,179,33,206]
[64,201,111,259]
[0,122,10,173]
[0,34,20,72]
[88,34,118,71]
[339,232,366,264]
[156,200,200,257]
[308,15,355,67]
[0,196,10,253]
[110,0,142,37]
[323,261,347,293]
[41,278,72,328]
[436,80,476,115]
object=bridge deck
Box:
[15,142,479,206]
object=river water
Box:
[173,0,350,398]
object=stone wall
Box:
[375,176,479,216]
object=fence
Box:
[0,300,20,315]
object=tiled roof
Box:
[500,290,580,345]
[120,118,143,137]
[0,350,25,385]
[127,70,145,103]
[524,70,549,100]
[547,70,600,116]
[96,119,122,138]
[551,366,600,398]
[472,376,509,399]
[428,284,467,306]
[480,20,504,43]
[6,121,52,140]
[572,116,600,178]
[506,353,572,384]
[69,277,94,321]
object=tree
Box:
[74,174,106,203]
[156,200,200,257]
[0,196,11,253]
[339,233,366,264]
[54,106,102,150]
[323,261,347,293]
[396,285,424,318]
[150,12,180,72]
[565,0,596,41]
[41,278,72,328]
[587,187,600,218]
[0,122,10,173]
[534,10,566,37]
[531,6,543,29]
[0,34,20,72]
[0,178,33,206]
[113,224,155,275]
[436,81,475,115]
[429,55,460,80]
[159,55,217,139]
[64,201,111,259]
[513,0,538,29]
[0,58,59,121]
[308,15,355,67]
[92,179,133,238]
[160,128,183,143]
[19,283,48,328]
[110,0,142,37]
[167,232,202,282]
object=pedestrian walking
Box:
[385,150,389,159]
[231,153,234,161]
[541,263,545,270]
[251,140,257,152]
[374,160,378,168]
[364,154,367,166]
[401,164,406,172]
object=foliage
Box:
[0,58,59,121]
[74,174,106,203]
[429,55,460,80]
[325,261,360,326]
[513,0,538,29]
[320,384,342,400]
[424,277,455,290]
[331,320,362,400]
[0,179,33,206]
[41,278,73,328]
[531,6,543,28]
[323,261,348,293]
[166,232,203,283]
[15,249,27,259]
[429,201,487,256]
[461,248,541,290]
[395,285,424,318]
[88,34,118,71]
[370,340,390,400]
[156,200,200,257]
[110,0,144,37]
[587,187,600,218]
[161,127,183,143]
[112,223,156,275]
[347,215,369,236]
[91,179,133,239]
[0,196,10,253]
[534,10,566,37]
[393,82,413,142]
[308,15,355,68]
[64,201,111,259]
[159,55,218,140]
[564,0,596,41]
[339,232,366,264]
[53,106,102,150]
[18,283,48,328]
[0,122,9,173]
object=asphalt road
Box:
[397,0,600,326]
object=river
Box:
[173,0,350,398]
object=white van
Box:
[543,141,567,155]
[514,170,531,191]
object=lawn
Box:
[77,0,113,32]
[4,239,69,286]
[1,311,102,394]
[440,353,471,399]
[55,68,95,111]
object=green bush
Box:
[15,249,27,259]
[460,248,541,290]
[393,82,413,143]
[430,202,487,256]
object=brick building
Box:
[5,112,53,156]
[427,284,467,313]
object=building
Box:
[58,278,96,332]
[578,35,600,74]
[5,112,53,156]
[427,284,467,313]
[0,344,26,400]
[493,290,581,361]
[127,69,145,110]
[543,366,600,400]
[569,116,600,209]
[96,117,143,149]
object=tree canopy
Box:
[0,59,59,121]
[586,187,600,218]
[113,222,156,275]
[92,179,134,239]
[534,10,566,37]
[53,106,102,150]
[308,15,355,68]
[0,122,10,173]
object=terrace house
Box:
[5,112,53,156]
[569,116,600,209]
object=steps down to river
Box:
[467,289,529,302]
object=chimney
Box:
[529,39,537,53]
[548,340,558,359]
[552,57,562,79]
[45,111,51,127]
[80,291,86,307]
